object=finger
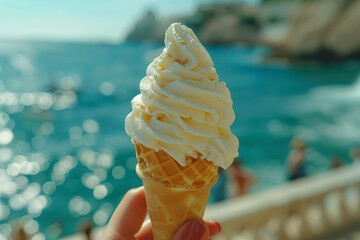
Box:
[204,220,222,236]
[135,220,153,240]
[173,219,210,240]
[100,186,147,240]
[135,220,220,240]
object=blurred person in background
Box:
[81,220,93,240]
[12,225,29,240]
[287,138,307,181]
[330,156,344,169]
[211,168,228,202]
[229,157,256,196]
[350,148,360,165]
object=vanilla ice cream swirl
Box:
[125,23,239,168]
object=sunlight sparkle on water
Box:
[6,162,20,176]
[1,178,17,197]
[23,183,41,201]
[5,104,24,114]
[93,209,109,225]
[0,128,13,145]
[0,148,12,162]
[82,133,96,146]
[94,168,107,181]
[69,126,83,140]
[112,166,126,180]
[58,156,78,171]
[51,155,77,185]
[53,90,77,110]
[93,204,113,226]
[81,173,100,189]
[45,223,62,239]
[60,74,81,90]
[68,196,92,217]
[9,194,25,210]
[98,153,114,169]
[31,152,50,172]
[93,202,114,226]
[24,219,39,235]
[14,176,29,189]
[0,224,12,238]
[13,154,27,163]
[78,149,97,168]
[0,112,10,128]
[93,185,108,200]
[15,141,30,153]
[0,202,10,221]
[11,54,34,74]
[32,135,46,149]
[100,82,114,96]
[28,195,49,217]
[43,181,56,195]
[3,92,18,106]
[83,119,99,134]
[40,122,55,135]
[38,93,53,110]
[31,233,46,240]
[20,93,36,106]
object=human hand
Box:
[100,186,221,240]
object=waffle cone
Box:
[134,141,219,240]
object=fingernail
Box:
[180,221,208,240]
[214,221,222,232]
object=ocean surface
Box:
[0,41,359,238]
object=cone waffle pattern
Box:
[135,141,219,188]
[134,141,219,240]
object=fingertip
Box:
[173,219,210,240]
[135,220,153,240]
[122,186,146,207]
[126,186,145,198]
[205,220,222,236]
[214,221,221,232]
[105,186,147,237]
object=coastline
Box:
[125,0,360,62]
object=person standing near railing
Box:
[350,147,360,166]
[330,156,344,169]
[229,158,256,196]
[287,138,307,181]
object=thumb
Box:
[173,219,210,240]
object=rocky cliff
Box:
[125,0,360,61]
[125,11,168,43]
[273,0,360,61]
[125,3,261,45]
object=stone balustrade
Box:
[205,164,360,240]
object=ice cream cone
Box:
[134,141,218,240]
[125,23,239,239]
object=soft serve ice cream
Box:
[125,23,238,169]
[126,23,239,239]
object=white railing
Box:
[205,164,360,240]
[61,165,360,240]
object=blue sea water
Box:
[0,41,359,238]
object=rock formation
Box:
[125,10,168,43]
[125,3,260,45]
[274,0,360,60]
[200,14,259,44]
[125,0,360,61]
